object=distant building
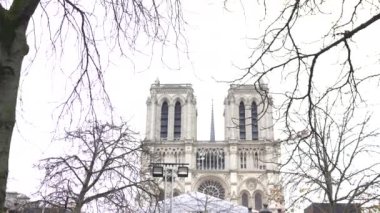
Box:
[5,193,70,213]
[304,203,361,213]
[141,82,283,211]
[5,192,30,212]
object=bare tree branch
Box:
[37,121,159,212]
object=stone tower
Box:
[224,84,274,141]
[145,81,197,142]
[142,82,283,211]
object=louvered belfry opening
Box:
[251,101,258,140]
[239,101,246,140]
[174,101,181,140]
[160,101,169,139]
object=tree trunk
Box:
[73,203,83,213]
[0,21,30,211]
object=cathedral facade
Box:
[142,81,283,211]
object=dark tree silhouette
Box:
[37,121,158,213]
[0,0,184,209]
[229,0,380,211]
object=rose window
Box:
[198,180,225,199]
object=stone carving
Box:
[246,179,257,191]
[142,82,281,206]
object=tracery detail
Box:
[198,180,225,199]
[238,148,266,170]
[196,148,225,170]
[251,101,258,140]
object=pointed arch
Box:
[160,101,169,139]
[174,101,181,139]
[240,152,247,169]
[241,192,249,207]
[239,101,246,140]
[251,101,258,140]
[254,152,259,168]
[254,191,263,210]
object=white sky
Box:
[6,0,380,210]
[8,0,257,196]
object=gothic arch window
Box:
[241,192,249,207]
[254,152,259,168]
[254,192,262,210]
[174,101,181,139]
[251,101,258,140]
[240,152,247,169]
[198,179,225,199]
[239,101,246,140]
[160,101,169,139]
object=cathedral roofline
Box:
[229,83,269,91]
[142,140,279,145]
[150,83,194,94]
[150,83,193,89]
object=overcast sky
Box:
[7,0,258,196]
[6,0,380,210]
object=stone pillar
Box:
[184,143,193,192]
[229,144,237,170]
[230,101,237,140]
[224,98,229,140]
[145,98,152,140]
[182,101,187,140]
[229,143,238,203]
[186,94,197,140]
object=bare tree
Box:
[0,0,184,209]
[37,121,158,213]
[277,100,380,212]
[223,0,380,210]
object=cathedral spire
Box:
[210,100,215,142]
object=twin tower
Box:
[143,81,283,211]
[145,81,274,142]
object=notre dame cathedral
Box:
[141,81,283,211]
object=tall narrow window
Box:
[255,192,262,210]
[240,152,247,169]
[174,101,181,139]
[240,153,244,168]
[239,102,246,140]
[251,102,258,140]
[242,192,249,207]
[254,152,259,168]
[160,102,168,139]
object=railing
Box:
[146,141,271,172]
